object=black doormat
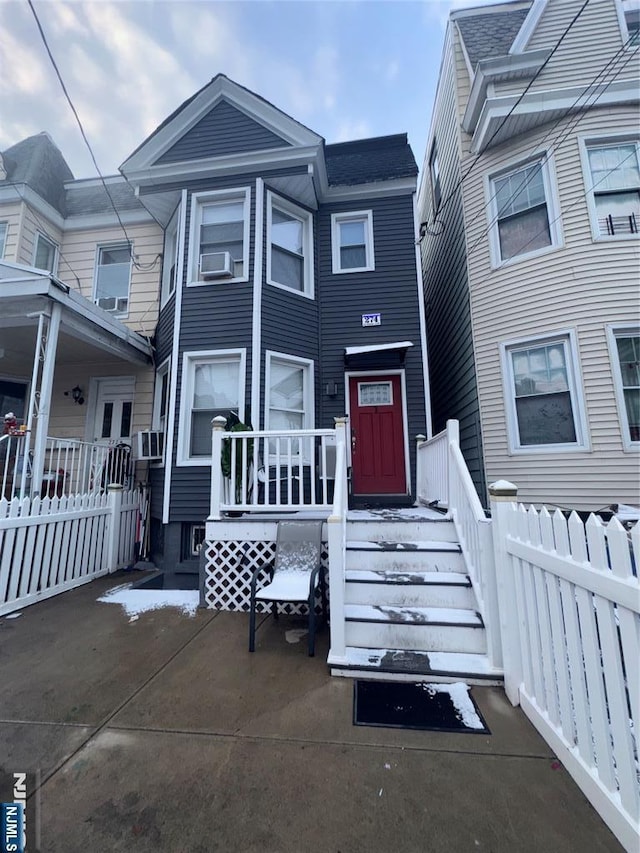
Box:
[353,680,490,734]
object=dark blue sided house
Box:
[120,75,430,576]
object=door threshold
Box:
[349,494,413,509]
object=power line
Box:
[425,0,591,229]
[26,0,161,273]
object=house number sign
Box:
[362,313,381,327]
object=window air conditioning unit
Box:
[200,251,233,279]
[136,430,164,461]
[97,297,128,313]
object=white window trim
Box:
[92,241,132,318]
[607,323,640,451]
[187,187,250,287]
[485,152,563,269]
[265,351,314,462]
[616,0,640,48]
[266,191,314,299]
[161,206,180,307]
[177,348,246,466]
[151,357,171,464]
[0,222,7,258]
[331,210,375,274]
[33,231,59,275]
[500,329,590,454]
[578,133,640,242]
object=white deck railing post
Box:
[106,483,124,573]
[489,479,520,705]
[327,416,348,665]
[210,416,227,520]
[446,419,460,518]
[415,434,426,505]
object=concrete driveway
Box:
[0,574,622,852]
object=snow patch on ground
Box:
[421,682,485,730]
[285,628,308,644]
[98,583,199,621]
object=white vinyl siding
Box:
[461,104,639,509]
[187,188,250,285]
[331,211,375,273]
[178,350,245,465]
[94,243,132,316]
[266,192,314,297]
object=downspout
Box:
[29,301,62,496]
[413,191,433,438]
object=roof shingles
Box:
[456,5,531,68]
[324,134,417,186]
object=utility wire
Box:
[426,0,591,229]
[26,0,161,272]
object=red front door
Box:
[349,374,406,495]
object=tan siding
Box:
[59,221,163,337]
[525,0,633,91]
[460,105,640,510]
[19,206,63,268]
[0,202,23,262]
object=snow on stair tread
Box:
[344,646,498,676]
[344,603,483,626]
[347,539,461,552]
[345,570,470,585]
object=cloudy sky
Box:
[0,0,486,179]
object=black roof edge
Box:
[325,133,410,155]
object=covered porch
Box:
[0,261,153,501]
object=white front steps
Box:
[332,508,501,684]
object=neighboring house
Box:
[118,74,429,572]
[419,0,640,512]
[0,132,162,484]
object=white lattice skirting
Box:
[203,539,329,614]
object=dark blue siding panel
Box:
[317,194,427,493]
[155,100,290,164]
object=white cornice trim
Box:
[123,144,322,187]
[63,210,156,231]
[471,78,640,153]
[510,0,550,54]
[121,77,323,173]
[462,48,551,133]
[0,184,64,230]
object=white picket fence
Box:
[492,490,640,852]
[0,486,141,617]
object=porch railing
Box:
[209,419,336,516]
[417,420,502,669]
[327,417,349,665]
[1,434,132,500]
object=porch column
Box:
[209,415,227,520]
[28,303,62,497]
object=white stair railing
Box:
[327,417,348,666]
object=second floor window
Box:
[0,222,7,258]
[490,159,560,263]
[609,327,640,447]
[331,211,375,273]
[267,194,313,296]
[94,243,132,315]
[190,188,250,284]
[33,232,58,274]
[586,141,640,237]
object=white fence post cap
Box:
[415,434,426,442]
[334,416,348,425]
[488,480,518,498]
[211,416,227,430]
[107,483,124,491]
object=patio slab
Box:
[38,727,620,853]
[112,611,554,758]
[0,579,624,851]
[0,573,215,725]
